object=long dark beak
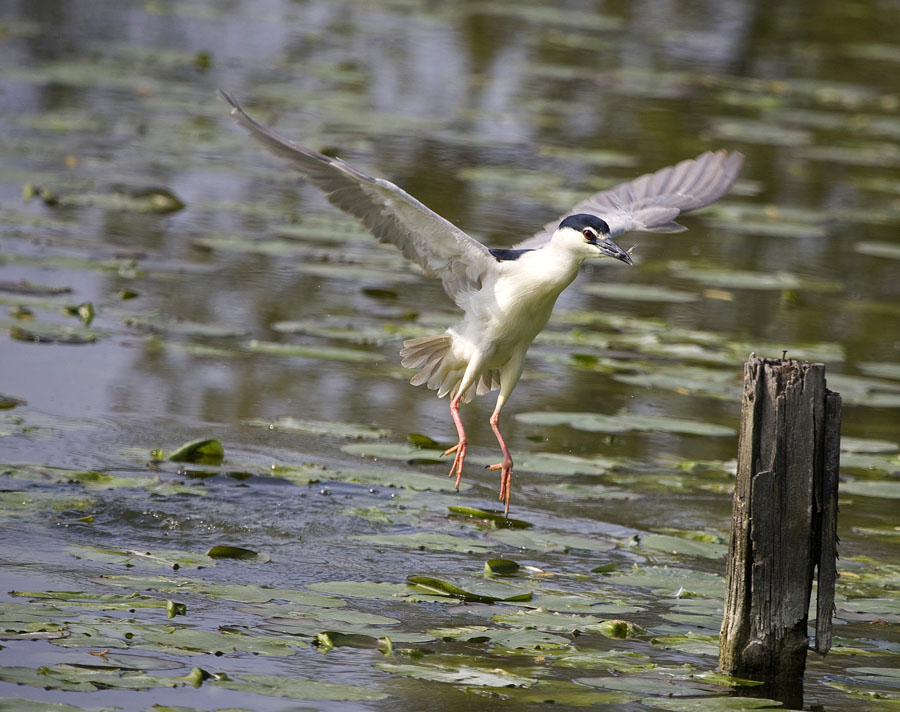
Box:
[597,237,633,266]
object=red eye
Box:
[583,229,594,240]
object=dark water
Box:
[1,1,898,710]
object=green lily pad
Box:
[0,394,26,409]
[332,467,470,492]
[0,665,119,692]
[205,545,258,560]
[839,452,900,474]
[647,697,783,710]
[841,437,899,454]
[534,483,638,501]
[581,282,698,302]
[489,529,616,553]
[856,241,900,260]
[485,559,521,575]
[841,480,900,499]
[377,658,537,688]
[488,451,620,475]
[0,280,72,296]
[244,339,381,362]
[68,544,213,570]
[125,316,247,338]
[652,630,721,656]
[637,533,728,559]
[515,411,735,437]
[165,600,187,618]
[500,679,638,706]
[491,608,607,633]
[549,648,656,673]
[341,441,447,462]
[407,575,532,604]
[307,580,454,604]
[668,262,842,292]
[259,615,432,644]
[243,416,390,439]
[707,117,812,146]
[11,589,169,612]
[608,566,725,598]
[6,321,97,344]
[857,361,900,381]
[428,624,569,650]
[799,143,900,168]
[270,318,411,346]
[449,505,532,528]
[0,699,101,712]
[612,366,741,400]
[578,673,717,697]
[212,672,388,701]
[138,626,301,656]
[163,438,224,465]
[98,574,344,607]
[58,186,186,213]
[594,619,650,639]
[354,532,493,554]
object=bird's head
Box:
[553,214,633,265]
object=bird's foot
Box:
[488,459,513,516]
[443,440,466,490]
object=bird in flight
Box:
[219,90,743,515]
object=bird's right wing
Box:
[219,91,496,300]
[514,150,744,249]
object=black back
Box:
[489,248,535,262]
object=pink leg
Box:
[488,407,513,515]
[443,393,466,490]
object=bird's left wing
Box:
[219,91,496,300]
[514,149,744,249]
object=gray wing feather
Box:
[219,90,495,300]
[515,150,743,249]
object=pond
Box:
[0,0,898,710]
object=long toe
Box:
[490,460,513,514]
[446,441,466,489]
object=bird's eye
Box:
[582,229,595,241]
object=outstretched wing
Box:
[515,150,744,249]
[219,90,496,300]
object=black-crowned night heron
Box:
[219,90,743,514]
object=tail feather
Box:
[400,333,500,403]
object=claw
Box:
[444,440,466,490]
[490,460,513,515]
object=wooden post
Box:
[720,355,841,685]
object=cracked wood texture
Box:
[719,356,841,681]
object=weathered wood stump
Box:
[720,355,841,684]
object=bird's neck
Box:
[537,241,590,285]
